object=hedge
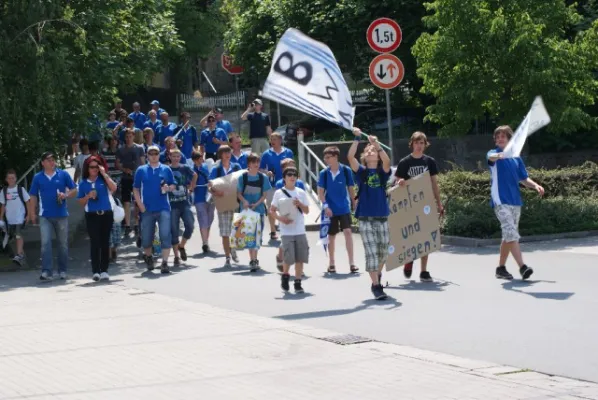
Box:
[438,161,598,238]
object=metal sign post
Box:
[385,89,394,165]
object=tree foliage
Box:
[413,0,598,136]
[0,0,181,175]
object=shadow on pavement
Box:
[273,298,401,320]
[385,280,451,292]
[501,280,575,301]
[232,269,273,276]
[275,292,315,300]
[75,279,125,288]
[322,272,360,280]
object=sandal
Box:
[327,265,337,274]
[350,265,360,273]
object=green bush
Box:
[439,162,598,238]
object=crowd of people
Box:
[0,99,545,299]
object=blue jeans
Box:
[170,202,194,245]
[140,210,172,250]
[40,217,69,275]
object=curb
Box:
[305,223,598,247]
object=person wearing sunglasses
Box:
[133,145,176,274]
[77,156,118,281]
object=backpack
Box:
[322,164,353,191]
[2,185,28,226]
[240,171,266,198]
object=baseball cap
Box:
[150,100,160,106]
[147,145,160,154]
[40,151,55,161]
[214,107,223,114]
[253,99,263,105]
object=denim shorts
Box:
[140,210,172,250]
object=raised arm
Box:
[348,128,361,172]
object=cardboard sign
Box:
[211,170,244,213]
[386,171,441,271]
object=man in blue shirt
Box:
[192,151,214,253]
[133,145,176,274]
[174,112,199,160]
[259,132,294,241]
[160,136,188,165]
[28,151,77,280]
[201,107,234,135]
[241,99,272,155]
[200,115,228,161]
[348,128,391,300]
[318,145,357,274]
[144,110,161,135]
[150,100,166,117]
[155,112,177,148]
[229,134,248,169]
[487,125,545,281]
[237,153,271,271]
[129,102,147,130]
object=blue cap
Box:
[151,100,160,105]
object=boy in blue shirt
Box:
[348,129,391,300]
[192,151,214,253]
[129,102,147,130]
[200,115,228,161]
[155,112,178,148]
[174,112,199,160]
[487,125,545,280]
[29,152,77,280]
[237,153,271,272]
[259,132,294,241]
[229,134,248,169]
[317,146,358,274]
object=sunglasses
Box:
[89,165,99,170]
[285,173,297,177]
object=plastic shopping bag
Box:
[231,209,262,250]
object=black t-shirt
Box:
[247,112,271,139]
[395,154,439,180]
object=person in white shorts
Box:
[0,169,31,266]
[270,167,310,294]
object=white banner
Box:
[502,96,551,158]
[262,28,355,130]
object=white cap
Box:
[147,145,160,153]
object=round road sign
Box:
[369,54,405,90]
[366,18,402,53]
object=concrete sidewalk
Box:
[1,275,597,400]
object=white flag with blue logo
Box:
[502,96,551,159]
[262,28,355,130]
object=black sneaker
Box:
[371,284,388,300]
[179,247,187,261]
[202,244,209,253]
[136,236,141,248]
[124,226,132,237]
[281,274,290,292]
[134,225,139,236]
[160,262,170,274]
[294,279,304,293]
[420,271,433,282]
[173,256,181,266]
[249,260,260,272]
[144,255,154,271]
[404,262,413,279]
[496,266,513,280]
[520,265,534,280]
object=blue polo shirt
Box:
[354,165,390,218]
[77,178,112,212]
[200,128,228,154]
[133,163,175,212]
[174,125,199,158]
[105,121,119,130]
[275,178,305,190]
[231,152,248,169]
[155,122,177,148]
[129,112,147,130]
[260,147,294,183]
[487,148,529,208]
[237,172,272,215]
[247,112,271,139]
[317,164,355,216]
[144,120,161,134]
[209,163,242,180]
[217,120,234,135]
[29,169,76,218]
[193,164,210,204]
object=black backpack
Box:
[2,185,28,226]
[240,171,266,197]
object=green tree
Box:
[413,0,598,136]
[0,0,181,175]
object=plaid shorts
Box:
[109,220,122,248]
[359,218,390,272]
[494,204,521,242]
[218,210,234,237]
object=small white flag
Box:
[262,28,355,130]
[502,96,551,158]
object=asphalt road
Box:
[25,225,598,382]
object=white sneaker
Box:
[100,272,110,281]
[40,271,52,281]
[12,255,24,266]
[92,273,100,281]
[59,272,67,280]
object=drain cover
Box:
[318,334,373,345]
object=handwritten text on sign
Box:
[386,171,441,271]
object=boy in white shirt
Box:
[270,167,310,293]
[0,170,31,265]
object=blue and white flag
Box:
[502,96,551,159]
[316,209,331,254]
[262,28,355,130]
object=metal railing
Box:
[16,159,41,191]
[297,131,324,212]
[181,91,247,110]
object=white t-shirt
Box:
[0,186,30,225]
[271,187,308,236]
